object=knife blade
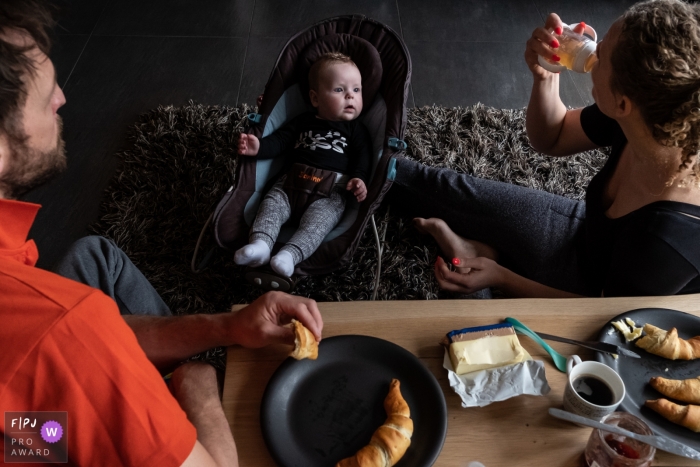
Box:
[535,331,641,358]
[549,408,700,460]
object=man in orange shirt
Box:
[0,1,323,466]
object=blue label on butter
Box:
[446,323,514,343]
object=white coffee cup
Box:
[563,355,625,421]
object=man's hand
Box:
[226,291,323,348]
[346,178,367,202]
[238,134,260,156]
[434,256,506,294]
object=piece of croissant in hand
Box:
[336,379,413,467]
[645,398,700,432]
[650,375,700,404]
[290,319,318,360]
[635,324,700,360]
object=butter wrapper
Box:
[443,349,550,407]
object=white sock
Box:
[270,250,295,277]
[234,240,270,267]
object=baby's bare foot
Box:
[413,217,497,271]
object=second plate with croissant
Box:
[597,308,700,452]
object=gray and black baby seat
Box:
[200,15,412,292]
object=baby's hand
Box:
[238,134,260,156]
[346,178,367,202]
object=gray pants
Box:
[391,159,590,295]
[251,176,347,264]
[53,236,172,316]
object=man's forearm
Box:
[124,313,233,371]
[172,363,239,467]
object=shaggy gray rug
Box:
[91,102,608,363]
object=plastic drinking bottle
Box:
[538,22,598,73]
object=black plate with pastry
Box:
[597,308,700,451]
[261,335,447,467]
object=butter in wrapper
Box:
[445,323,531,375]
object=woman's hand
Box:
[525,13,565,79]
[434,256,506,294]
[525,14,589,79]
[238,133,260,156]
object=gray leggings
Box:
[251,175,346,264]
[53,236,172,316]
[391,159,590,295]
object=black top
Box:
[580,104,700,296]
[257,112,373,183]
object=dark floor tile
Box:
[398,0,541,43]
[407,84,416,108]
[238,36,289,105]
[51,34,89,88]
[26,36,247,269]
[533,0,637,39]
[408,40,585,109]
[250,0,401,38]
[54,0,107,35]
[93,0,255,37]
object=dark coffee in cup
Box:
[573,374,615,406]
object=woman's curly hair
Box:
[611,0,700,186]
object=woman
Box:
[390,0,700,297]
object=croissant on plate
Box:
[645,398,700,432]
[336,379,413,467]
[635,324,700,360]
[289,319,318,360]
[650,375,700,404]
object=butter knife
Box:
[535,331,641,358]
[549,408,700,460]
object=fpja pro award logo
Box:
[4,412,68,463]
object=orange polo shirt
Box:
[0,199,197,466]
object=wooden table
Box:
[223,295,700,466]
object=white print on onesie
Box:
[295,130,348,154]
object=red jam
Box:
[605,435,640,459]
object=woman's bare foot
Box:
[413,217,498,272]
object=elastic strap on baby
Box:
[282,163,338,226]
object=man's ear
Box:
[309,89,319,108]
[0,132,9,177]
[0,132,9,199]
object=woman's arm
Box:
[524,14,599,157]
[435,257,583,298]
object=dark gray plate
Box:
[597,308,700,450]
[260,335,447,467]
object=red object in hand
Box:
[554,26,563,35]
[552,54,561,62]
[604,436,640,459]
[452,258,461,266]
[550,39,559,48]
[579,21,586,30]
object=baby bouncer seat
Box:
[211,15,412,290]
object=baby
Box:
[234,52,373,277]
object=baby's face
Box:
[311,62,363,121]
